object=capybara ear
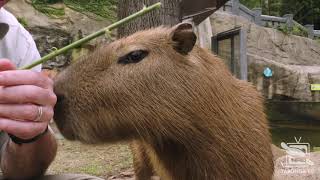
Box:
[170,23,197,55]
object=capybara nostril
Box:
[53,93,65,123]
[52,81,66,123]
[55,94,65,105]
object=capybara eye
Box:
[118,50,149,64]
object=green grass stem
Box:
[20,2,161,70]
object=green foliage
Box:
[276,23,308,37]
[260,0,280,16]
[30,0,116,20]
[281,0,320,29]
[64,0,117,20]
[277,24,290,35]
[240,0,261,9]
[265,22,272,28]
[35,0,62,3]
[30,0,65,18]
[240,0,282,16]
[291,23,309,37]
[17,17,28,27]
[240,0,315,38]
[240,0,319,29]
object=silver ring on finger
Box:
[34,106,43,122]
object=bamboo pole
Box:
[20,2,162,70]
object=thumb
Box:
[0,59,17,71]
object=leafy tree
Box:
[240,0,282,16]
[240,0,262,9]
[281,0,320,29]
[30,0,117,19]
[263,0,282,16]
[240,0,320,29]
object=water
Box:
[267,101,320,151]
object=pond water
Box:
[267,101,320,152]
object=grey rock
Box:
[28,26,72,69]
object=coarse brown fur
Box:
[53,23,274,180]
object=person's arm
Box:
[0,59,58,179]
[1,130,57,179]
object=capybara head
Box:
[54,23,274,179]
[54,23,198,142]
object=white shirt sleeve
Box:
[0,8,42,72]
[17,30,42,72]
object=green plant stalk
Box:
[20,2,162,70]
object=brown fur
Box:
[53,23,274,180]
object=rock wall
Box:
[210,11,320,102]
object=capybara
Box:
[53,23,274,180]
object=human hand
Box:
[0,59,57,139]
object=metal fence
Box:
[220,0,319,39]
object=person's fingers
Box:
[0,59,16,71]
[0,104,53,122]
[0,85,57,106]
[0,70,53,89]
[0,118,47,139]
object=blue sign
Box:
[263,67,273,78]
